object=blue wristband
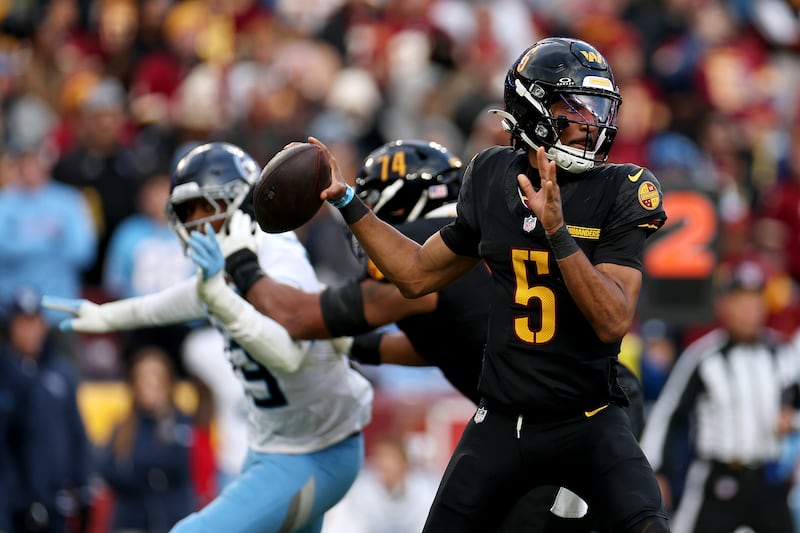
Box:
[329,185,355,209]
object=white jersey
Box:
[216,230,373,455]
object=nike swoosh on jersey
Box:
[584,404,609,418]
[627,168,644,182]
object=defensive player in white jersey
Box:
[43,142,373,533]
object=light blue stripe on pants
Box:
[171,433,363,533]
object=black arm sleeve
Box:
[350,331,384,365]
[225,249,266,295]
[320,278,372,337]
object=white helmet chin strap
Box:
[488,110,595,175]
[549,140,595,173]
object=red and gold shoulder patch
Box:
[637,181,660,211]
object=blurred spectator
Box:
[750,218,800,338]
[17,0,85,114]
[759,125,800,283]
[641,260,800,533]
[51,76,146,287]
[637,319,680,416]
[127,0,203,128]
[180,327,249,492]
[102,171,196,375]
[645,131,717,191]
[0,314,34,533]
[322,436,439,533]
[94,0,141,87]
[746,0,800,48]
[3,286,93,533]
[96,346,196,533]
[0,114,96,329]
[102,172,194,300]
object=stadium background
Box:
[1,0,800,531]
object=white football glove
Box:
[42,296,115,333]
[218,210,258,259]
[331,336,354,356]
[42,281,206,333]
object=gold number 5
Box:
[512,249,556,344]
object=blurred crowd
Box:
[1,0,800,531]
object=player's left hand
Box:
[187,223,225,281]
[517,146,565,235]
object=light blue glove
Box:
[41,296,88,331]
[187,223,225,281]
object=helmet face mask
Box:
[493,37,621,174]
[355,140,462,226]
[166,143,260,244]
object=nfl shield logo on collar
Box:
[474,406,487,423]
[523,215,537,233]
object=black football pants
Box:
[422,402,669,533]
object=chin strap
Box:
[548,140,595,174]
[488,108,593,174]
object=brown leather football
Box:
[254,143,331,233]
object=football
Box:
[253,143,332,233]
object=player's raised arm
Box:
[517,147,643,343]
[310,137,476,297]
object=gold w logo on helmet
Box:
[579,50,605,65]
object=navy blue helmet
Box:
[166,142,260,243]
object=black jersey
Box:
[440,146,666,418]
[367,215,489,404]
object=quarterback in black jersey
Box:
[220,138,645,531]
[313,37,670,533]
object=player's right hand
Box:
[307,136,348,203]
[41,296,108,333]
[218,210,258,258]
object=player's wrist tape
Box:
[350,331,383,365]
[224,249,265,295]
[546,224,580,260]
[328,185,369,225]
[328,184,355,208]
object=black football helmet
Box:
[491,37,621,174]
[355,140,462,225]
[166,142,260,244]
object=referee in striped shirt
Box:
[640,260,800,533]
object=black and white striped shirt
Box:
[641,328,800,472]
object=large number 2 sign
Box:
[644,190,718,279]
[512,249,556,344]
